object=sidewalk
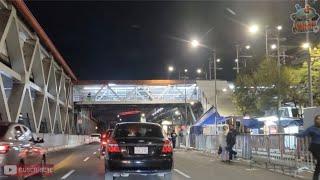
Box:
[174,147,313,180]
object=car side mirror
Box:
[34,138,44,144]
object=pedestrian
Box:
[296,115,320,180]
[226,124,237,161]
[218,124,229,161]
[171,130,177,149]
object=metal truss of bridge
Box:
[0,1,85,134]
[74,80,201,105]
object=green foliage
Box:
[233,58,304,116]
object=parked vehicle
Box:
[90,133,101,143]
[100,129,113,156]
[104,122,173,180]
[0,122,46,178]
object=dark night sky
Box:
[25,1,304,81]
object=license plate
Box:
[134,147,148,154]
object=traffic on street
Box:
[0,0,320,180]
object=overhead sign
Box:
[290,4,320,33]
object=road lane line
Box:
[83,157,90,162]
[174,169,191,178]
[61,169,75,179]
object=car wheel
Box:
[105,172,114,180]
[164,172,172,180]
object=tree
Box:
[233,58,298,116]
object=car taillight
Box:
[107,139,120,153]
[162,140,173,153]
[0,144,10,154]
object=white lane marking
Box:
[93,152,97,155]
[83,157,90,162]
[174,169,191,179]
[61,169,75,179]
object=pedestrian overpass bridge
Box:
[74,80,236,114]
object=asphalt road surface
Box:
[1,144,301,180]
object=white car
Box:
[90,133,101,143]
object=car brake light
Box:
[162,140,173,153]
[107,139,120,153]
[0,144,10,154]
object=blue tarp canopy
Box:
[242,118,264,129]
[191,107,225,134]
[276,118,303,127]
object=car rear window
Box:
[114,123,164,138]
[91,134,100,137]
[0,125,9,138]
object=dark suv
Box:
[104,122,173,180]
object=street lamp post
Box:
[190,39,218,109]
[265,26,269,60]
[213,49,217,109]
[276,28,281,133]
[236,45,240,74]
[302,42,313,107]
[184,69,188,124]
[234,59,239,73]
[168,66,174,79]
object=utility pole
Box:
[276,30,281,133]
[213,50,217,109]
[184,72,188,125]
[236,45,240,74]
[213,49,218,135]
[265,26,269,60]
[305,0,313,107]
[209,57,212,80]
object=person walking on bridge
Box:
[297,115,320,180]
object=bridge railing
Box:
[73,84,201,104]
[187,134,315,175]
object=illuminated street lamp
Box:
[302,42,311,49]
[191,39,200,48]
[234,58,239,74]
[196,68,202,74]
[245,45,251,50]
[168,66,174,72]
[184,68,188,73]
[189,37,218,112]
[248,24,259,34]
[276,25,283,31]
[216,58,221,63]
[270,44,277,50]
